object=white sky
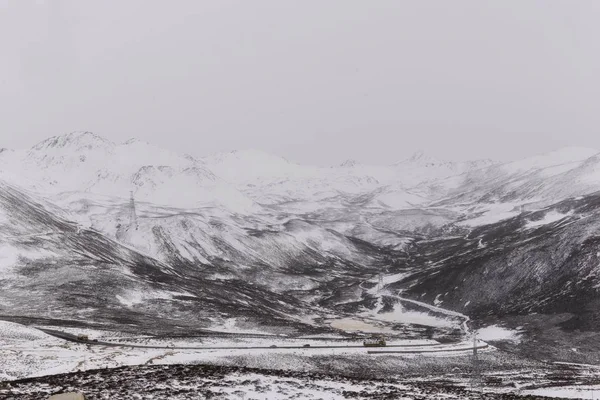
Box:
[1,1,599,165]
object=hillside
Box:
[0,179,319,335]
[3,132,600,363]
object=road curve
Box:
[359,270,472,336]
[388,294,472,335]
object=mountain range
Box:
[2,131,600,362]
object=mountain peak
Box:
[408,150,427,162]
[398,150,441,166]
[31,131,114,151]
[340,159,359,168]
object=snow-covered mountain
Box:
[5,132,600,258]
[0,132,255,212]
[425,146,600,226]
[4,131,600,361]
[392,150,495,185]
[4,132,600,265]
[0,131,500,217]
[0,178,323,334]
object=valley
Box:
[2,132,600,398]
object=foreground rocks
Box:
[0,363,554,399]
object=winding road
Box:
[360,269,472,336]
[389,294,471,335]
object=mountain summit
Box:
[406,149,435,164]
[30,131,115,152]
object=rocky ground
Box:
[0,363,558,400]
[4,318,600,399]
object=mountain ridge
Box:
[3,131,600,362]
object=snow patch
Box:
[375,305,454,328]
[116,290,191,307]
[477,325,521,342]
[457,202,521,227]
[525,210,572,229]
[0,321,48,343]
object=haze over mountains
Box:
[2,131,600,362]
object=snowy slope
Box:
[0,179,320,335]
[423,146,600,226]
[0,132,256,213]
[445,147,600,204]
[391,150,495,186]
[0,132,502,217]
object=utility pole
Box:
[129,191,138,230]
[470,332,481,392]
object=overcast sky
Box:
[1,1,599,165]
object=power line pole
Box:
[129,191,138,230]
[470,332,481,393]
[377,272,384,293]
